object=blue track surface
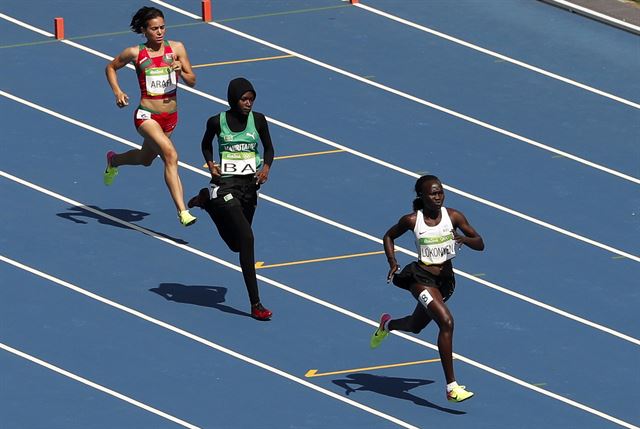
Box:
[1,1,638,428]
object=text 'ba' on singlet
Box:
[218,111,262,176]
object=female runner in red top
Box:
[104,6,197,226]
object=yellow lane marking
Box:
[193,54,294,69]
[255,250,384,269]
[612,255,627,259]
[471,273,486,277]
[305,358,442,378]
[275,149,345,160]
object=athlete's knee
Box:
[236,234,254,256]
[240,228,254,246]
[439,314,454,333]
[219,233,240,252]
[163,147,178,165]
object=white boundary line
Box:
[538,0,640,35]
[2,88,638,347]
[0,13,637,261]
[0,341,201,429]
[1,181,637,429]
[352,2,640,109]
[0,15,637,263]
[0,255,417,429]
[150,0,640,185]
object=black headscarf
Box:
[227,77,256,113]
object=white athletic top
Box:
[414,207,457,265]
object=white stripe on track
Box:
[0,13,637,261]
[353,2,640,110]
[0,19,637,266]
[1,88,638,347]
[150,1,640,185]
[0,342,201,429]
[0,180,637,429]
[0,254,418,429]
[541,0,640,34]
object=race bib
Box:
[145,67,176,96]
[221,152,257,175]
[418,234,456,265]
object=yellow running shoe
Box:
[447,385,474,402]
[103,151,118,186]
[370,313,391,349]
[178,210,197,227]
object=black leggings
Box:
[202,177,260,305]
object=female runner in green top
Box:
[188,78,274,320]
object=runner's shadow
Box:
[332,373,465,415]
[150,283,251,318]
[56,205,187,244]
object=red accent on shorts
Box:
[134,109,178,133]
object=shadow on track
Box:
[150,282,252,318]
[333,373,465,415]
[57,205,188,244]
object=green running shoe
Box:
[103,151,118,186]
[370,313,391,349]
[178,210,197,227]
[447,385,474,403]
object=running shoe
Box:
[370,313,391,349]
[447,385,474,402]
[103,151,118,185]
[251,303,272,320]
[178,210,197,227]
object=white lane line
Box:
[0,13,638,261]
[0,16,637,263]
[353,2,640,110]
[149,1,640,185]
[0,255,418,429]
[0,184,637,429]
[539,0,640,34]
[258,193,640,347]
[1,89,638,347]
[0,342,201,429]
